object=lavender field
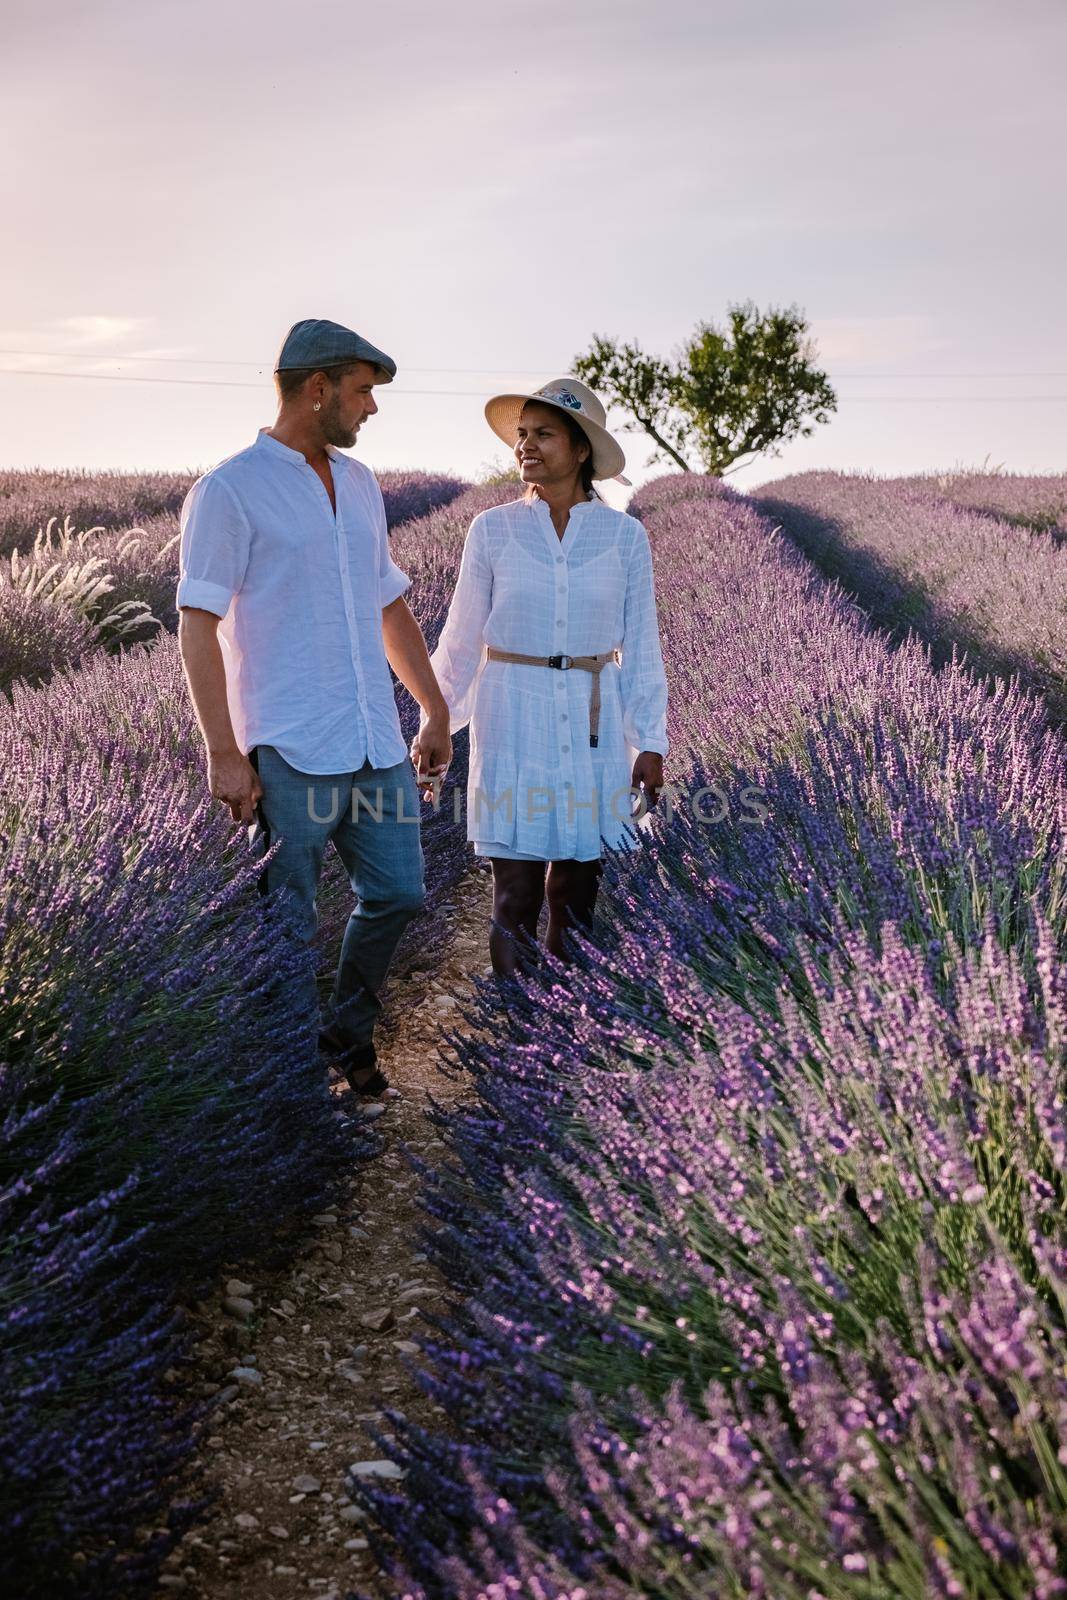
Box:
[753,470,1067,722]
[4,462,1067,1597]
[363,473,1067,1597]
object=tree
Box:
[573,302,837,476]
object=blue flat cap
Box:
[274,317,396,382]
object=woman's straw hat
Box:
[484,376,629,483]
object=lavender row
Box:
[379,470,469,530]
[0,468,191,554]
[752,469,1067,723]
[897,468,1067,539]
[0,481,497,1595]
[360,478,1067,1597]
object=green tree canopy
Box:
[573,302,837,476]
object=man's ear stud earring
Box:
[313,401,321,412]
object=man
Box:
[176,317,453,1098]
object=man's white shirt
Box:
[176,428,411,774]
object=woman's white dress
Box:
[428,495,669,862]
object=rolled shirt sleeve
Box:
[373,480,412,608]
[176,472,252,617]
[428,512,493,734]
[619,518,669,756]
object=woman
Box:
[412,377,669,977]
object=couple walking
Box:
[177,317,669,1099]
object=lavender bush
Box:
[357,477,1067,1597]
[2,1129,210,1598]
[752,469,1067,722]
[901,468,1067,539]
[627,471,729,518]
[379,470,467,527]
[0,577,96,692]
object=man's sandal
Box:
[319,1027,390,1097]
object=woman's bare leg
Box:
[545,857,603,962]
[488,858,547,977]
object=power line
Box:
[1,348,1067,379]
[832,396,1067,403]
[835,373,1067,379]
[0,367,484,395]
[2,367,1067,403]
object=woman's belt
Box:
[484,647,621,747]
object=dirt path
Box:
[159,862,496,1600]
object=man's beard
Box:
[321,394,359,449]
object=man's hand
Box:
[208,749,264,825]
[410,711,453,803]
[632,751,665,810]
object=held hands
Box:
[406,726,660,810]
[410,709,453,803]
[209,750,263,825]
[632,751,664,809]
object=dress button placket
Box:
[555,556,568,706]
[555,550,573,846]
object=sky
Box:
[2,0,1065,496]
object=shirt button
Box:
[561,744,570,754]
[561,713,569,721]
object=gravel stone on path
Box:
[359,1305,395,1332]
[164,862,494,1600]
[222,1295,255,1321]
[348,1459,406,1481]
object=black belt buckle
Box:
[548,653,572,669]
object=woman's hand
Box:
[410,711,453,803]
[632,751,664,810]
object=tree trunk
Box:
[635,415,692,472]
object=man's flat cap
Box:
[274,318,396,382]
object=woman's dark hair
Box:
[521,403,597,500]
